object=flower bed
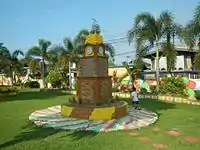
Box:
[0,86,18,97]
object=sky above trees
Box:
[0,0,199,64]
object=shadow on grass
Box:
[0,123,59,149]
[0,122,98,149]
[59,131,98,140]
[0,90,73,103]
[120,98,176,113]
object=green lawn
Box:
[0,90,200,150]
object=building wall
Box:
[108,67,128,78]
[152,55,186,71]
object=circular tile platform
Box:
[29,106,158,132]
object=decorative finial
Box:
[91,18,101,34]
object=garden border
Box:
[0,92,18,97]
[113,92,200,106]
[138,94,200,106]
[68,91,200,106]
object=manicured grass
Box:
[0,90,200,150]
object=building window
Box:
[178,68,183,70]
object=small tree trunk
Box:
[155,37,160,92]
[68,60,72,93]
[41,58,45,88]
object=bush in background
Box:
[0,86,18,93]
[24,81,40,88]
[46,69,63,88]
[159,77,187,97]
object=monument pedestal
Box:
[76,76,112,105]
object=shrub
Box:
[150,85,158,94]
[140,88,148,94]
[46,70,62,83]
[112,87,119,92]
[195,90,200,100]
[46,69,62,88]
[24,81,40,88]
[159,77,187,96]
[0,86,18,93]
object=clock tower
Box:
[76,22,112,105]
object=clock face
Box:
[98,46,104,55]
[85,45,93,55]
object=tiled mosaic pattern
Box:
[29,106,158,132]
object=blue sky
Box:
[0,0,199,64]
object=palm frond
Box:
[48,45,66,62]
[29,59,39,73]
[38,39,51,55]
[74,29,90,45]
[194,3,200,21]
[122,61,132,74]
[161,42,177,72]
[0,45,11,59]
[181,22,197,49]
[63,37,74,53]
[118,72,129,83]
[159,10,174,28]
[12,50,24,59]
[26,46,41,58]
[104,43,115,58]
[194,49,200,70]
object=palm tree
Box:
[26,39,51,88]
[0,43,11,73]
[128,12,164,91]
[181,3,200,69]
[128,11,181,90]
[0,43,24,77]
[0,43,11,59]
[119,61,135,83]
[10,50,24,76]
[160,11,182,73]
[48,37,81,90]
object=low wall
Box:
[68,91,200,106]
[113,92,200,106]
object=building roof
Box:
[145,44,198,57]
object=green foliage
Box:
[140,88,148,94]
[108,58,116,67]
[159,77,187,96]
[46,70,62,84]
[195,90,200,100]
[24,81,40,88]
[73,82,77,90]
[112,87,119,92]
[150,86,158,94]
[0,86,18,93]
[162,43,177,73]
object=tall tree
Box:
[128,11,181,90]
[48,37,81,90]
[0,43,11,73]
[0,43,24,77]
[181,3,200,70]
[128,12,164,91]
[26,39,51,88]
[160,11,181,73]
[10,50,24,76]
